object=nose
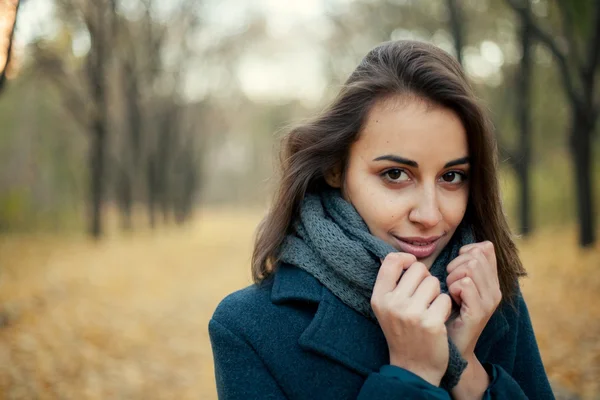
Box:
[408,184,442,228]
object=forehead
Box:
[353,97,468,162]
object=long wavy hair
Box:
[251,40,526,303]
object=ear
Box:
[324,164,342,188]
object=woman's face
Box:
[333,97,470,268]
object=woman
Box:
[209,40,554,399]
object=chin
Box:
[419,256,435,269]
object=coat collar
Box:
[271,263,323,304]
[272,264,388,375]
[271,263,509,376]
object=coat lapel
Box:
[272,264,388,376]
[297,289,389,376]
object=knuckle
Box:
[412,262,429,275]
[370,297,380,310]
[385,252,401,262]
[439,293,452,307]
[400,309,421,324]
[495,289,503,303]
[426,276,441,292]
[403,252,418,263]
[385,252,415,266]
[381,253,397,267]
[421,318,444,334]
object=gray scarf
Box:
[279,189,471,390]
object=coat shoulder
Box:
[210,271,319,347]
[211,277,275,330]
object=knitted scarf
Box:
[279,189,472,390]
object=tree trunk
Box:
[157,111,176,224]
[89,118,106,238]
[86,2,112,239]
[147,155,157,229]
[571,112,595,246]
[516,13,533,236]
[118,169,133,231]
[118,60,142,231]
[446,0,464,66]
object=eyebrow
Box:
[372,155,470,169]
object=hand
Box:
[445,241,502,360]
[372,253,452,387]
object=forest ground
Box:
[0,209,598,399]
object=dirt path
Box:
[0,211,598,399]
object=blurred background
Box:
[0,0,598,398]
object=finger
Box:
[446,253,474,274]
[464,246,496,294]
[479,241,496,267]
[459,242,492,257]
[449,277,482,310]
[447,262,471,288]
[460,242,495,267]
[409,275,441,311]
[451,247,495,291]
[373,252,417,296]
[447,257,487,294]
[425,293,452,324]
[391,262,430,299]
[470,247,495,289]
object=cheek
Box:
[440,189,469,225]
[346,180,409,234]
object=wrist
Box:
[389,358,442,387]
[450,354,490,399]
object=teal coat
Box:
[209,263,555,399]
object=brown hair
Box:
[252,40,526,303]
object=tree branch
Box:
[31,42,90,129]
[446,0,465,66]
[582,0,600,111]
[555,0,582,68]
[505,0,582,111]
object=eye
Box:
[440,171,467,184]
[382,168,410,183]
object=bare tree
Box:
[34,0,118,238]
[144,0,199,227]
[514,2,534,236]
[84,0,117,238]
[506,0,600,246]
[114,3,155,230]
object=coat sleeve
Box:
[482,294,555,399]
[358,366,452,399]
[209,318,288,400]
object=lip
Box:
[392,234,443,259]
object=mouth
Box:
[391,234,444,259]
